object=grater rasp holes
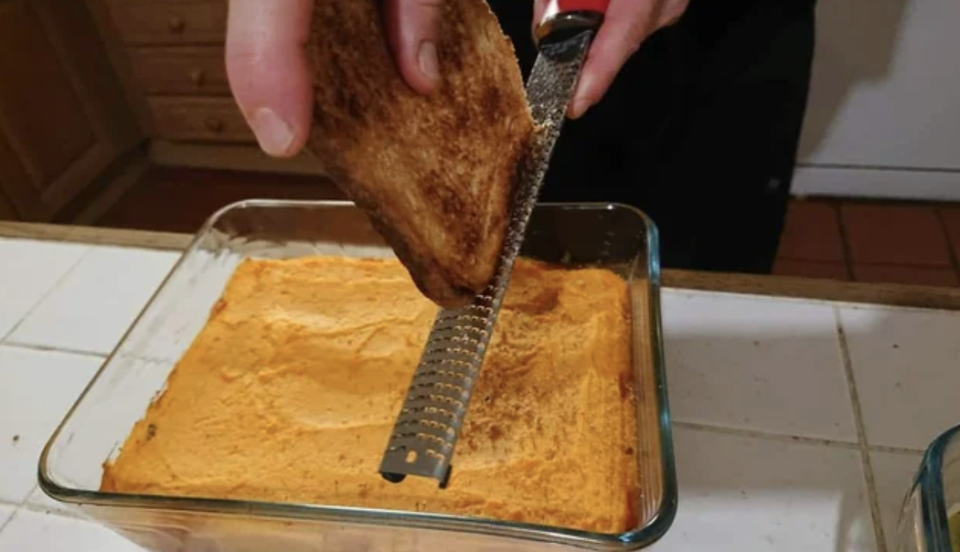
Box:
[379,31,594,488]
[379,303,494,486]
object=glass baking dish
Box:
[39,199,677,552]
[897,424,960,552]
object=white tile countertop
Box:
[1,236,959,552]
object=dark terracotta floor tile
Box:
[939,208,960,263]
[777,201,845,262]
[772,259,850,281]
[98,167,344,234]
[852,264,959,287]
[841,204,952,267]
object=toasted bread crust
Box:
[306,0,535,308]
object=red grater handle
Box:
[535,0,610,47]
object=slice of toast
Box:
[306,0,536,309]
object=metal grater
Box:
[379,0,610,487]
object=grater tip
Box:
[381,472,406,484]
[439,466,452,489]
[380,462,452,489]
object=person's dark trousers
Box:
[487,0,819,274]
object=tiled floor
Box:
[90,168,960,288]
[2,237,960,550]
[86,168,960,287]
[95,167,343,235]
[774,199,960,287]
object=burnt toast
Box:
[306,0,536,308]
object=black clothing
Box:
[487,0,818,273]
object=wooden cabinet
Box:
[97,0,239,142]
[106,0,227,46]
[0,0,142,220]
[0,190,17,220]
[0,0,325,223]
[127,47,231,96]
[93,0,326,175]
[149,97,256,143]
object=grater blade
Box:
[378,30,595,487]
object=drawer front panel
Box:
[149,97,255,143]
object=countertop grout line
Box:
[670,421,861,450]
[665,286,960,316]
[0,507,20,536]
[8,221,960,311]
[0,341,108,361]
[17,495,84,521]
[0,246,93,346]
[869,444,926,455]
[672,420,927,455]
[861,449,888,552]
[0,484,37,536]
[834,307,888,552]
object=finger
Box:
[532,0,549,33]
[658,0,689,28]
[385,0,446,95]
[226,0,314,157]
[568,0,659,119]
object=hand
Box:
[225,0,446,158]
[534,0,689,119]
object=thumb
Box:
[385,0,446,94]
[226,0,314,158]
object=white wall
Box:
[794,0,960,200]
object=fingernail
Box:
[250,108,295,157]
[419,41,440,82]
[569,97,592,119]
[569,74,595,119]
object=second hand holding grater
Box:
[379,0,611,487]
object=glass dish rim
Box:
[37,198,678,551]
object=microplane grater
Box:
[378,1,610,487]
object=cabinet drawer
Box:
[105,0,226,46]
[149,97,255,143]
[129,46,229,95]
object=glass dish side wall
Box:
[947,433,960,552]
[39,200,676,552]
[896,424,960,552]
[79,504,591,552]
